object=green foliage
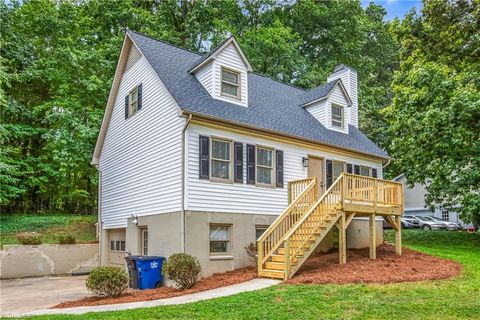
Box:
[57,232,76,244]
[386,0,480,225]
[16,232,42,245]
[24,231,480,319]
[86,266,129,297]
[162,253,201,290]
[0,214,96,247]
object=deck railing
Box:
[257,177,317,268]
[343,173,403,209]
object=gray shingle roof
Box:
[128,31,388,159]
[299,80,341,106]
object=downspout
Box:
[94,164,103,265]
[181,113,193,253]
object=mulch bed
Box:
[54,245,462,308]
[53,266,257,308]
[286,244,462,285]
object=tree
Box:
[386,0,480,224]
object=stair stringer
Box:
[287,208,344,278]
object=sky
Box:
[361,0,423,21]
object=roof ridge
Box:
[127,30,203,57]
[250,71,307,92]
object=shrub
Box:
[16,232,42,245]
[57,232,76,244]
[86,266,129,297]
[162,253,201,289]
[244,242,257,262]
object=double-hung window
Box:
[221,68,240,99]
[209,224,231,255]
[331,104,344,128]
[129,86,139,117]
[333,161,345,180]
[211,138,232,182]
[256,147,274,186]
[255,225,268,241]
[441,210,449,221]
[360,166,370,177]
[110,240,125,252]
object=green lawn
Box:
[0,214,97,247]
[20,230,480,320]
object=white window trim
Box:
[255,225,269,241]
[331,103,344,129]
[128,86,139,118]
[209,224,232,256]
[255,145,275,188]
[441,210,449,221]
[360,165,371,177]
[140,227,148,256]
[220,67,241,100]
[210,137,234,184]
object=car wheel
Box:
[423,225,431,230]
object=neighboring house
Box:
[393,174,464,225]
[92,30,396,277]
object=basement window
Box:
[110,240,125,252]
[209,224,231,255]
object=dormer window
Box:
[331,104,344,128]
[221,67,240,100]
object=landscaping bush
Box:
[244,242,257,262]
[86,266,129,297]
[57,232,76,244]
[16,232,42,245]
[162,253,201,289]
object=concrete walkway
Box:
[1,275,89,316]
[22,278,281,317]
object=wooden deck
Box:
[257,173,404,280]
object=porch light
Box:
[131,214,138,226]
[302,157,309,167]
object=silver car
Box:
[404,215,446,230]
[426,216,462,231]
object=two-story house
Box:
[92,31,403,280]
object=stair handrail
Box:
[257,177,317,267]
[283,174,345,275]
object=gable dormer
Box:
[327,65,358,128]
[190,37,252,107]
[300,78,352,134]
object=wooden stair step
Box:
[265,262,287,270]
[277,248,303,256]
[258,269,285,279]
[270,255,298,264]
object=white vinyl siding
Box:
[186,123,383,215]
[195,62,213,96]
[213,43,248,107]
[305,84,349,134]
[99,55,184,229]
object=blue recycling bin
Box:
[126,256,165,290]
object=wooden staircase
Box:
[257,173,403,280]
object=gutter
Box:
[94,164,103,265]
[181,113,193,253]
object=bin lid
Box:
[127,255,165,261]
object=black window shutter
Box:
[199,136,209,179]
[137,83,143,111]
[346,164,353,174]
[326,159,333,188]
[125,95,129,119]
[354,165,360,175]
[246,144,255,184]
[372,168,378,178]
[275,150,284,188]
[234,142,243,183]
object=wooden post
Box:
[338,212,346,264]
[257,240,263,273]
[369,214,376,259]
[395,215,402,255]
[284,239,290,280]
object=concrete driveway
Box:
[0,275,90,316]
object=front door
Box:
[308,156,324,198]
